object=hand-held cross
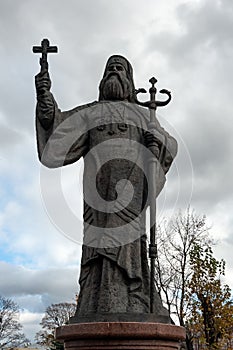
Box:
[32,38,58,72]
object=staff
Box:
[136,77,171,313]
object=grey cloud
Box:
[176,102,233,206]
[14,295,45,314]
[146,0,233,70]
[0,122,25,149]
[0,262,78,312]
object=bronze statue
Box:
[34,39,177,323]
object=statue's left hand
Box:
[144,130,165,158]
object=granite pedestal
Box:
[56,322,186,350]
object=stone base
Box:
[55,322,186,350]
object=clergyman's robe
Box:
[36,92,177,322]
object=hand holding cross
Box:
[32,38,58,72]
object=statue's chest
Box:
[86,103,146,148]
[85,104,146,162]
[89,111,142,147]
[89,122,143,148]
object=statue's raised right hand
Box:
[35,70,51,96]
[35,70,55,129]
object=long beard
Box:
[99,74,131,101]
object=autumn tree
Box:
[154,208,214,349]
[35,302,76,349]
[155,208,212,326]
[186,243,233,349]
[154,208,233,349]
[0,295,30,348]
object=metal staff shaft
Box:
[149,163,158,313]
[148,78,158,313]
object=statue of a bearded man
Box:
[35,55,177,323]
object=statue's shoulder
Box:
[62,101,98,117]
[61,101,150,126]
[124,102,150,125]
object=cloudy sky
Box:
[0,0,233,342]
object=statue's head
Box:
[99,55,136,103]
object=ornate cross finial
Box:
[149,77,157,86]
[136,77,171,110]
[32,38,58,71]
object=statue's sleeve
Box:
[149,124,177,197]
[36,92,89,168]
[157,124,178,174]
[144,114,177,174]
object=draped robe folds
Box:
[36,92,177,322]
